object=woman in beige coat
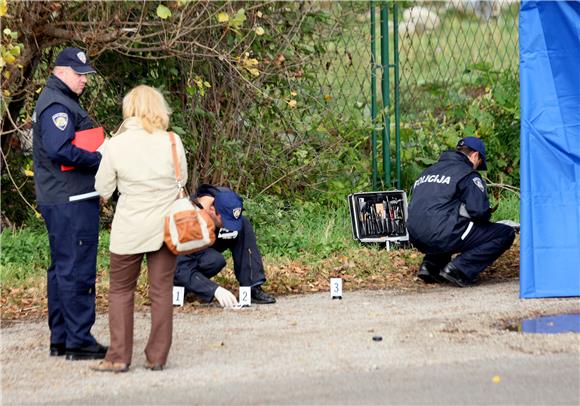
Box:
[92,85,187,372]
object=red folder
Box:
[60,127,105,171]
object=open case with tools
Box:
[347,190,410,250]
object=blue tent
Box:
[519,1,580,298]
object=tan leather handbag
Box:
[164,132,215,255]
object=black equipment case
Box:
[347,190,409,249]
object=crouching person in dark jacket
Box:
[174,184,276,306]
[407,137,515,287]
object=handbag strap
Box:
[168,132,187,197]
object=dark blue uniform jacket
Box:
[32,75,101,205]
[407,150,491,253]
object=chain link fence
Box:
[397,0,520,112]
[289,1,520,191]
[287,0,520,124]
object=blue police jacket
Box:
[407,150,491,252]
[32,75,101,205]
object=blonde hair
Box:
[122,85,171,133]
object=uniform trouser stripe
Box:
[461,221,474,240]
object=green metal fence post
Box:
[370,1,378,190]
[393,1,401,189]
[380,2,391,188]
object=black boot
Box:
[417,261,445,284]
[65,342,108,361]
[251,286,276,304]
[50,343,66,357]
[439,262,474,288]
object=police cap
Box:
[457,137,487,170]
[214,191,244,232]
[55,47,96,74]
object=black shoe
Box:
[439,263,474,288]
[50,343,66,357]
[65,342,108,361]
[417,261,445,284]
[251,286,276,304]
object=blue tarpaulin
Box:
[519,1,580,298]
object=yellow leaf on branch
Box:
[3,52,16,64]
[156,4,171,19]
[217,12,229,23]
[243,58,258,68]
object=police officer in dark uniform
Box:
[174,185,276,306]
[407,137,515,287]
[32,48,107,359]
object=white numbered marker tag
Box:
[239,286,251,307]
[330,278,343,299]
[173,286,185,307]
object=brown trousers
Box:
[105,244,176,366]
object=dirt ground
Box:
[2,279,579,405]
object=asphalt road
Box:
[2,280,579,405]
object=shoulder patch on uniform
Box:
[51,112,69,131]
[473,177,485,192]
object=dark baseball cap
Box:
[55,47,96,74]
[457,137,487,170]
[214,191,244,231]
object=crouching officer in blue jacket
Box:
[32,48,107,359]
[174,185,276,307]
[407,137,515,287]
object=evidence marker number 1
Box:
[173,286,185,307]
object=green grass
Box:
[1,193,520,287]
[246,196,359,261]
[0,227,50,282]
[491,191,520,222]
[0,225,111,285]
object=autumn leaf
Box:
[3,52,16,64]
[0,0,7,17]
[156,4,172,19]
[247,68,260,77]
[242,58,259,68]
[230,8,246,29]
[217,12,229,23]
